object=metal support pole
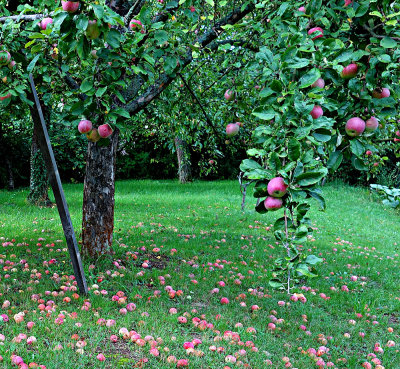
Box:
[28,74,88,295]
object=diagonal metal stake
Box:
[29,74,88,295]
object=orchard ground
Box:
[0,180,399,369]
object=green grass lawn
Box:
[0,180,399,369]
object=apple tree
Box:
[0,0,257,257]
[239,0,400,291]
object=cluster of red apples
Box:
[224,89,243,138]
[299,3,392,140]
[78,120,113,142]
[264,177,288,211]
[0,50,16,101]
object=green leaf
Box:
[269,279,284,289]
[350,139,365,157]
[351,156,368,171]
[27,55,40,73]
[255,200,268,214]
[287,57,310,69]
[95,87,107,97]
[308,190,326,210]
[327,151,343,171]
[288,138,301,161]
[53,12,68,28]
[76,36,90,59]
[80,78,93,93]
[92,4,105,19]
[380,37,398,49]
[76,15,89,31]
[299,68,321,89]
[294,168,328,186]
[154,30,169,45]
[112,108,130,119]
[106,29,121,48]
[29,33,46,39]
[253,180,269,198]
[305,255,323,265]
[296,265,317,278]
[252,107,275,120]
[313,128,331,142]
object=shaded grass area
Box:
[0,180,399,368]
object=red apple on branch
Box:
[308,27,324,40]
[298,6,306,12]
[61,1,80,13]
[38,18,53,30]
[264,197,283,211]
[340,63,358,79]
[78,120,93,134]
[365,117,379,132]
[226,123,239,137]
[345,117,365,137]
[310,105,323,119]
[0,93,11,101]
[86,129,101,142]
[311,78,325,89]
[98,124,113,138]
[372,88,390,99]
[0,50,11,66]
[267,177,288,198]
[129,19,143,31]
[224,89,235,101]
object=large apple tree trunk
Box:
[81,130,119,258]
[174,136,192,184]
[28,101,52,207]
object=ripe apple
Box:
[311,78,325,89]
[129,19,143,31]
[345,117,365,137]
[61,1,80,13]
[190,6,196,12]
[86,20,100,40]
[8,60,16,70]
[298,6,306,12]
[226,123,239,137]
[267,177,288,198]
[264,197,283,211]
[365,150,372,156]
[365,117,379,132]
[0,93,11,101]
[308,27,324,40]
[98,124,113,138]
[86,128,101,142]
[372,88,390,99]
[2,77,7,83]
[344,0,353,6]
[340,63,358,79]
[396,130,400,137]
[310,105,323,119]
[224,89,235,101]
[208,160,215,165]
[38,18,53,30]
[78,120,93,134]
[0,50,11,66]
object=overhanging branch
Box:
[123,2,255,114]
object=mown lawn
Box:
[0,180,399,369]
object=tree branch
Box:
[0,14,48,23]
[123,2,255,114]
[362,24,400,41]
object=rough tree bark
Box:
[174,137,192,184]
[6,157,14,190]
[28,100,52,207]
[81,130,119,258]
